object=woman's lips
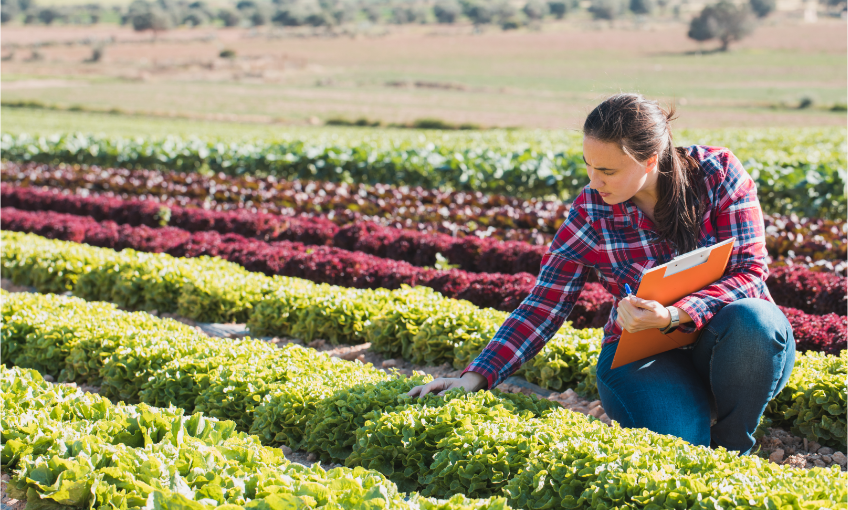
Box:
[599,192,611,197]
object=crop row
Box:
[0,207,605,324]
[3,295,846,508]
[3,231,846,452]
[2,163,846,274]
[1,231,606,397]
[3,204,846,340]
[0,341,515,510]
[0,161,561,243]
[1,132,845,218]
[2,209,844,354]
[5,182,848,301]
[0,206,615,325]
[0,182,551,275]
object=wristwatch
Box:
[660,306,680,335]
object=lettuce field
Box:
[1,127,846,509]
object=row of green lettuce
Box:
[1,131,845,218]
[3,295,846,508]
[3,230,847,452]
[1,363,514,510]
[0,230,604,399]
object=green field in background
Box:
[3,106,845,165]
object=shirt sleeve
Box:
[461,203,599,390]
[673,150,770,333]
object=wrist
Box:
[661,307,672,329]
[660,306,680,334]
[461,371,487,391]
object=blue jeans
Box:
[595,298,796,455]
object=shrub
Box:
[434,0,460,23]
[749,0,775,18]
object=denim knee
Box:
[595,341,712,447]
[703,298,793,356]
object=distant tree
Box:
[464,1,494,24]
[748,0,774,18]
[629,0,654,15]
[248,7,271,25]
[1,0,17,23]
[588,0,625,19]
[363,4,380,22]
[329,1,355,24]
[84,3,102,23]
[433,0,460,23]
[217,7,241,25]
[305,9,330,25]
[272,4,302,24]
[236,0,256,9]
[547,0,569,18]
[183,7,211,25]
[494,0,518,19]
[523,0,548,20]
[688,0,755,51]
[391,4,427,23]
[131,7,172,32]
[272,0,329,26]
[37,6,64,23]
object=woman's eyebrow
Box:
[582,155,615,171]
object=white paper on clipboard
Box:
[650,237,736,278]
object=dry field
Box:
[1,16,845,129]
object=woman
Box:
[407,93,795,456]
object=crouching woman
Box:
[408,93,795,456]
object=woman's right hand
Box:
[407,371,488,398]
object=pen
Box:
[624,283,633,296]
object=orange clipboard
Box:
[610,237,736,369]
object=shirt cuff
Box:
[460,365,494,391]
[672,296,709,331]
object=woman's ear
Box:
[646,153,659,174]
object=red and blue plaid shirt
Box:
[462,145,773,390]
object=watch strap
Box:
[660,306,680,335]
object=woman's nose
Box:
[587,168,603,190]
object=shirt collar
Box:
[579,189,656,232]
[612,200,657,232]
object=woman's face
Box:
[582,136,658,205]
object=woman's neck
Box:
[631,177,660,223]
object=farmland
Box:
[1,16,846,503]
[1,115,847,509]
[1,19,847,129]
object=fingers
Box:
[630,296,661,311]
[408,379,447,398]
[617,305,635,332]
[621,295,661,312]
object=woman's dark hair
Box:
[583,93,706,254]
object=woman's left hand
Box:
[615,296,671,333]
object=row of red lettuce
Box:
[2,162,844,275]
[3,183,846,294]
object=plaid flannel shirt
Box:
[462,145,773,390]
